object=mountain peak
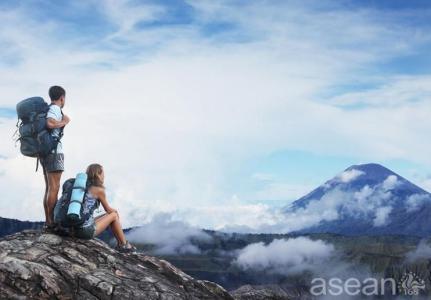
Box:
[339,163,400,187]
[346,162,392,172]
[288,163,431,236]
[0,230,233,299]
[345,163,396,177]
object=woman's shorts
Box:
[74,222,96,239]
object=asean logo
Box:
[398,272,426,296]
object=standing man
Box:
[41,86,70,232]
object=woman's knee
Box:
[109,211,119,221]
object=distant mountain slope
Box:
[0,217,43,237]
[287,163,431,237]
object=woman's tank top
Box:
[80,190,99,227]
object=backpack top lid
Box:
[62,173,89,196]
[62,178,75,195]
[16,97,48,121]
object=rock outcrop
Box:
[0,230,233,299]
[231,284,312,300]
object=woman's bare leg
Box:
[94,212,127,245]
[94,213,106,221]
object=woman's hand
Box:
[108,208,118,214]
[97,188,118,217]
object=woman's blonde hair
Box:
[86,163,105,188]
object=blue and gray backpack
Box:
[15,97,63,170]
[54,173,99,228]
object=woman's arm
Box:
[97,188,117,214]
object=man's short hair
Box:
[49,86,66,101]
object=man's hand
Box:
[62,114,71,125]
[46,114,70,129]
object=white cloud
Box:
[330,76,431,108]
[251,173,275,182]
[125,213,211,255]
[250,173,315,204]
[340,178,394,221]
[253,176,399,233]
[98,0,164,38]
[381,175,399,191]
[406,194,431,212]
[234,237,334,275]
[178,202,283,232]
[373,206,393,227]
[336,169,365,183]
[406,240,431,263]
[0,1,430,230]
[353,185,374,202]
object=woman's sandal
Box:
[115,241,137,253]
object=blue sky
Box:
[0,0,430,229]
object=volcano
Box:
[286,163,431,237]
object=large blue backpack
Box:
[15,97,63,170]
[54,173,99,228]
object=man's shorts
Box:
[40,153,64,173]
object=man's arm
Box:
[46,114,70,129]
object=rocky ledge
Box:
[0,230,233,300]
[231,284,312,300]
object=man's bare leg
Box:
[43,167,49,224]
[46,171,62,225]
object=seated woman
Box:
[74,163,136,252]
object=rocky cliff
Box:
[0,230,233,299]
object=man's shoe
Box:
[42,223,56,233]
[42,223,68,236]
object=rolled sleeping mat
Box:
[67,173,88,224]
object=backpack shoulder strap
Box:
[47,103,65,144]
[59,110,64,139]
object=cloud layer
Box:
[125,213,211,255]
[0,1,430,229]
[234,237,334,275]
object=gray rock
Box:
[0,230,234,299]
[37,234,62,245]
[231,284,313,300]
